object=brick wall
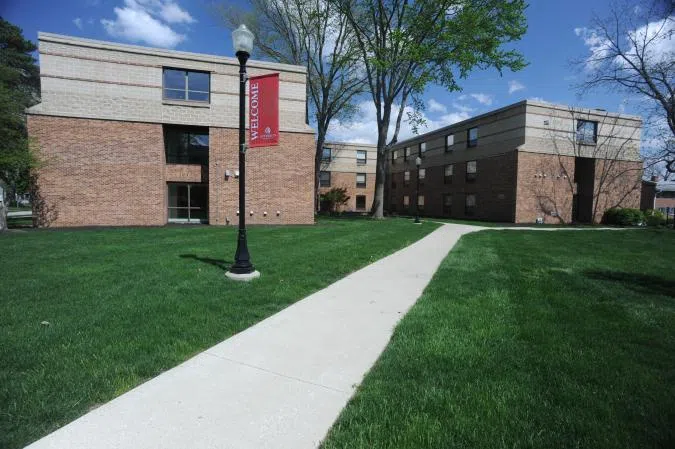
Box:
[29,115,315,227]
[515,151,643,223]
[318,172,375,212]
[387,151,517,222]
[515,151,576,223]
[28,115,166,227]
[591,159,642,222]
[208,128,315,225]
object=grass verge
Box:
[0,218,438,449]
[322,229,675,449]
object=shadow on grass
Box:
[584,269,675,299]
[180,254,232,271]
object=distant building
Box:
[318,142,377,213]
[385,100,643,223]
[642,179,675,218]
[26,33,315,227]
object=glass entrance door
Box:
[168,183,208,223]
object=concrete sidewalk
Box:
[26,223,481,449]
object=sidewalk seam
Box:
[202,351,350,395]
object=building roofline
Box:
[37,32,307,74]
[391,99,642,149]
[324,141,377,149]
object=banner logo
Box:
[249,73,279,148]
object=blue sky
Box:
[2,0,638,143]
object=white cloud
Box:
[73,18,83,30]
[101,0,195,48]
[528,97,552,104]
[328,101,471,144]
[159,1,195,24]
[427,99,448,114]
[575,17,675,72]
[470,93,493,106]
[452,102,475,114]
[508,80,525,95]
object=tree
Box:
[320,186,351,213]
[214,0,366,210]
[332,0,527,217]
[574,0,674,175]
[0,18,40,229]
[529,107,643,224]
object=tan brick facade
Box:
[29,116,315,227]
[319,172,375,212]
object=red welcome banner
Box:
[249,73,279,148]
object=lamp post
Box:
[226,25,260,281]
[414,156,422,224]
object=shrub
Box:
[644,209,666,227]
[320,187,350,213]
[602,207,644,226]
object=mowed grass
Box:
[322,229,675,449]
[0,218,438,449]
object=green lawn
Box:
[322,229,675,449]
[0,218,438,449]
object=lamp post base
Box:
[225,270,261,282]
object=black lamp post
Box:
[414,156,422,224]
[227,25,259,280]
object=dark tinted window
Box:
[164,126,209,165]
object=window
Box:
[418,168,426,181]
[319,171,331,187]
[576,120,597,144]
[444,164,454,184]
[357,150,367,165]
[404,147,411,161]
[467,127,478,147]
[403,195,410,207]
[418,195,425,211]
[164,126,209,165]
[404,170,410,186]
[419,142,427,157]
[443,194,452,215]
[355,195,366,210]
[445,134,454,152]
[322,147,332,162]
[168,183,208,223]
[466,160,477,182]
[465,193,476,216]
[163,68,210,102]
[392,150,399,163]
[356,173,367,188]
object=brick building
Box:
[27,33,315,227]
[386,100,643,223]
[641,179,675,218]
[318,142,377,212]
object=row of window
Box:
[394,161,477,187]
[390,119,599,163]
[399,193,477,216]
[321,148,368,165]
[391,128,478,163]
[319,171,367,188]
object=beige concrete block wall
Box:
[32,34,311,133]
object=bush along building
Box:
[27,33,315,227]
[318,142,377,213]
[385,100,643,224]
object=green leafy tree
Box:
[333,0,527,217]
[0,18,40,229]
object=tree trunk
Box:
[371,124,389,219]
[314,130,327,213]
[0,202,7,232]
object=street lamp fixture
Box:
[226,24,260,281]
[414,156,422,224]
